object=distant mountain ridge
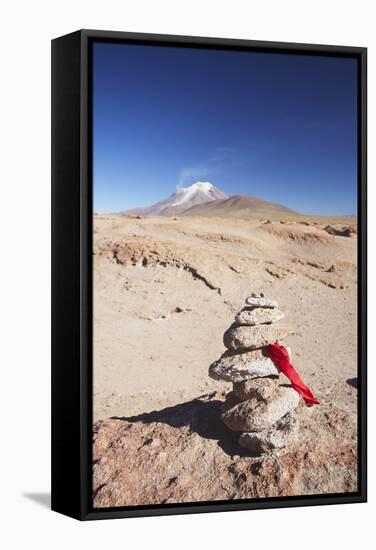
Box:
[125,182,228,216]
[124,182,297,218]
[182,194,297,218]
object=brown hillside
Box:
[181,194,297,218]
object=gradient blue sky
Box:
[93,42,358,215]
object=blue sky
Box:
[93,42,358,215]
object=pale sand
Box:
[93,214,357,421]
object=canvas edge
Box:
[51,29,367,521]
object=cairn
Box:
[209,293,300,454]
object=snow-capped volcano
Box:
[170,182,228,207]
[125,182,229,216]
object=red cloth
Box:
[266,342,320,405]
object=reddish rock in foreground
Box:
[93,392,357,508]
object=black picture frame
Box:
[51,29,367,521]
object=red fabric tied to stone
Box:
[266,341,320,406]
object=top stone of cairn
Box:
[245,292,278,309]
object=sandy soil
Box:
[93,214,357,422]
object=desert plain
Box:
[92,212,358,506]
[93,212,357,419]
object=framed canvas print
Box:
[51,29,367,520]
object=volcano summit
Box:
[125,182,228,216]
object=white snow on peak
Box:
[171,182,215,206]
[190,181,214,192]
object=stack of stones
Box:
[209,293,300,454]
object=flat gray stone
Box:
[208,348,280,383]
[245,296,278,308]
[223,323,292,351]
[233,377,281,401]
[221,385,300,432]
[239,413,299,454]
[235,307,285,326]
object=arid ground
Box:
[93,214,357,421]
[92,213,358,506]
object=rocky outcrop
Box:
[323,225,357,238]
[92,392,357,508]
